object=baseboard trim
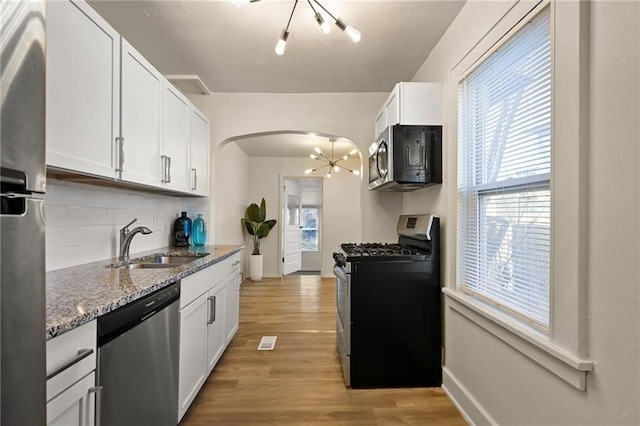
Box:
[443,367,497,426]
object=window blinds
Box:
[457,8,551,332]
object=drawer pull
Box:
[46,348,94,380]
[232,261,240,266]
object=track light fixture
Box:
[241,0,361,55]
[304,138,360,178]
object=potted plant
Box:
[241,198,277,281]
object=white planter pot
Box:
[249,254,263,281]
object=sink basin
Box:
[107,253,209,269]
[137,255,205,265]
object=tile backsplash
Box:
[45,178,210,271]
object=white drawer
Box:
[46,320,97,402]
[180,261,225,309]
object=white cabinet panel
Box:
[119,39,163,187]
[189,107,210,196]
[162,83,191,192]
[373,82,443,136]
[224,269,240,344]
[178,291,208,421]
[47,372,96,426]
[46,0,119,178]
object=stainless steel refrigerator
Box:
[0,0,47,424]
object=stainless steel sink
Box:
[107,253,209,269]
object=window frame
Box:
[457,7,553,333]
[300,206,320,253]
[445,0,593,390]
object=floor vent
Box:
[257,336,277,351]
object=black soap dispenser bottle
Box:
[173,212,192,247]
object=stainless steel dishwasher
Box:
[97,282,180,425]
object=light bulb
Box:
[310,154,317,159]
[349,149,358,156]
[327,172,332,178]
[314,12,331,34]
[345,25,361,43]
[334,165,339,172]
[305,169,313,174]
[314,147,323,155]
[336,18,361,43]
[342,155,348,161]
[275,30,289,56]
[353,170,360,176]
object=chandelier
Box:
[239,0,361,55]
[305,138,360,178]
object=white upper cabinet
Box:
[374,82,442,137]
[46,0,211,196]
[119,39,163,187]
[46,0,120,178]
[189,107,211,196]
[162,83,191,192]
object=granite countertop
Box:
[46,244,244,340]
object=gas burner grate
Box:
[341,242,428,257]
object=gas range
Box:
[332,214,442,389]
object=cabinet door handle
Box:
[207,295,216,324]
[115,137,124,179]
[191,168,197,190]
[166,156,171,183]
[46,348,94,380]
[232,261,240,266]
[160,155,168,183]
[88,386,103,426]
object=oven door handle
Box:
[333,266,347,282]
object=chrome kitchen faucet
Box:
[119,218,153,261]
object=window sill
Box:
[443,288,594,390]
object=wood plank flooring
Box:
[179,275,467,425]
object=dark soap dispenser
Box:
[173,212,192,247]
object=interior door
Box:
[282,181,302,275]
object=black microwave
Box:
[368,124,442,191]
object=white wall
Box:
[410,0,640,424]
[214,141,249,246]
[246,156,361,277]
[45,178,208,271]
[187,92,402,248]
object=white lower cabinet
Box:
[46,320,98,426]
[178,290,209,420]
[178,252,243,422]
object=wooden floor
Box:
[180,275,467,425]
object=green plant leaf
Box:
[263,219,277,230]
[242,219,256,236]
[246,203,260,222]
[256,222,272,238]
[258,198,266,223]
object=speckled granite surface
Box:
[46,244,244,340]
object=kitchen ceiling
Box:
[87,0,465,94]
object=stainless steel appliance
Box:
[97,282,180,425]
[368,124,442,191]
[0,0,47,423]
[333,214,441,388]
